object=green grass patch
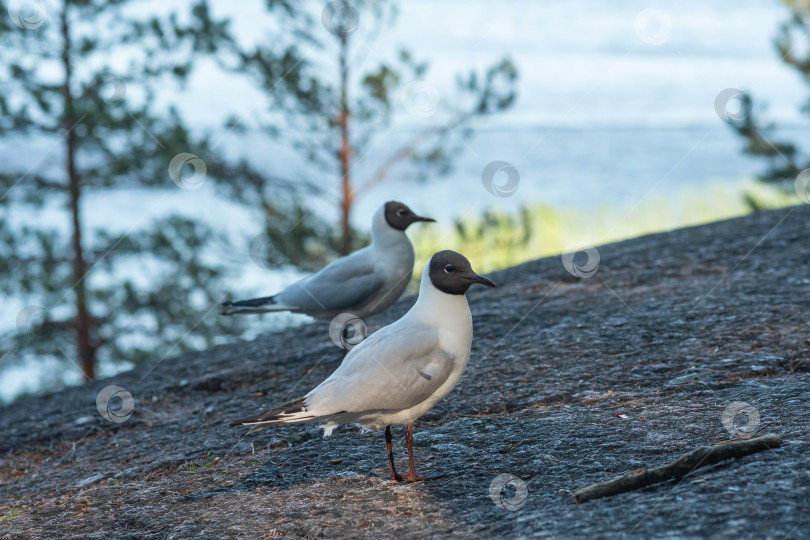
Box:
[1,508,22,521]
[411,180,799,279]
[188,451,218,472]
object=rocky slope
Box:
[1,205,809,539]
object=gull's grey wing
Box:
[274,249,385,313]
[305,324,455,414]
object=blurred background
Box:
[1,0,808,403]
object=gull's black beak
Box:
[469,273,497,288]
[414,215,436,223]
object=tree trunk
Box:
[338,34,353,255]
[61,6,95,381]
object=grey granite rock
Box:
[1,206,809,539]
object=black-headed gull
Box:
[221,201,434,320]
[230,250,496,482]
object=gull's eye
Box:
[444,264,455,273]
[396,208,406,216]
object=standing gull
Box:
[230,250,497,482]
[220,201,434,320]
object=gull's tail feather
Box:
[220,295,284,315]
[229,397,314,431]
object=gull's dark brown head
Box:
[384,201,435,231]
[428,250,497,295]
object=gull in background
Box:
[230,250,497,482]
[221,201,434,322]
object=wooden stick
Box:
[574,434,783,503]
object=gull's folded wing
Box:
[305,324,455,414]
[275,251,388,313]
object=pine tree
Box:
[0,0,250,385]
[726,0,810,188]
[235,0,518,256]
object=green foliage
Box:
[254,198,370,272]
[410,181,799,281]
[728,0,810,189]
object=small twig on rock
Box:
[574,434,783,504]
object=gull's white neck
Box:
[369,205,410,250]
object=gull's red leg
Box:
[401,422,445,482]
